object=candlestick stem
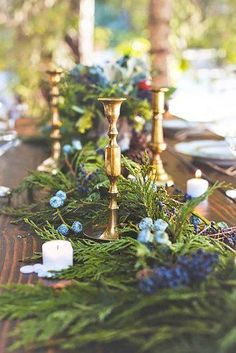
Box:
[149,88,173,186]
[37,67,63,174]
[86,97,126,241]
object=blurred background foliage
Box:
[0,0,235,116]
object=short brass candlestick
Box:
[86,97,126,241]
[37,68,63,174]
[149,88,173,187]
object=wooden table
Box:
[0,140,235,352]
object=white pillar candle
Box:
[186,170,209,198]
[42,240,73,271]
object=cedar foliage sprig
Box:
[1,264,236,353]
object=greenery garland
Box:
[1,143,236,353]
[41,56,153,144]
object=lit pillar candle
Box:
[42,240,73,271]
[186,170,209,198]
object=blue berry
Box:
[55,190,67,202]
[96,148,105,157]
[226,233,236,247]
[184,193,192,201]
[63,144,73,155]
[177,250,219,283]
[49,196,64,208]
[71,221,83,234]
[217,222,228,230]
[139,249,219,294]
[153,219,168,232]
[139,218,153,231]
[57,224,69,236]
[137,229,153,243]
[154,231,171,246]
[139,277,155,294]
[72,140,82,151]
[190,215,201,226]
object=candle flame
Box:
[195,169,202,178]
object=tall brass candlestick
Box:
[37,68,63,174]
[149,88,173,186]
[86,97,126,241]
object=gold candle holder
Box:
[86,97,126,241]
[37,68,63,174]
[149,88,173,187]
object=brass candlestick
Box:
[86,97,126,241]
[149,88,173,187]
[37,68,63,174]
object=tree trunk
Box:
[148,0,171,88]
[64,0,95,65]
[78,0,95,65]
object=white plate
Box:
[0,139,20,157]
[207,118,236,138]
[175,139,236,166]
[163,119,201,131]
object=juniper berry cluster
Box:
[49,190,67,208]
[226,233,236,248]
[63,140,82,155]
[137,218,171,246]
[215,222,236,248]
[139,249,219,294]
[57,221,83,237]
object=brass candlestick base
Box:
[37,157,58,175]
[149,88,173,187]
[149,153,174,187]
[85,98,126,241]
[37,67,63,174]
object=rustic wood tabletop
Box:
[0,139,235,352]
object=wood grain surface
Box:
[0,140,235,352]
[0,142,47,353]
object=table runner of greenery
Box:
[1,143,236,353]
